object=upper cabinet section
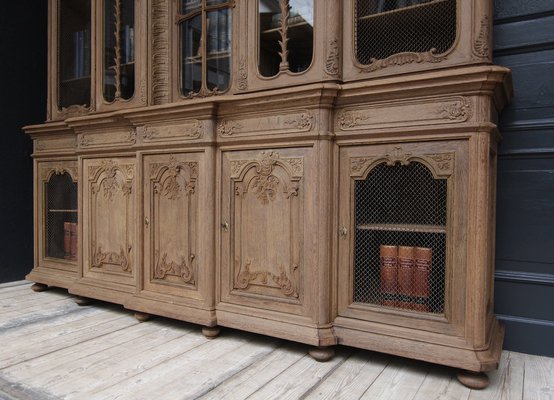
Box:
[49,0,147,121]
[342,0,494,81]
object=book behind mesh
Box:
[413,247,432,312]
[397,246,415,309]
[63,222,71,259]
[70,223,78,261]
[380,245,398,307]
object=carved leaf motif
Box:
[278,0,290,72]
[230,160,249,177]
[284,112,313,131]
[283,158,303,177]
[237,58,248,90]
[92,245,131,272]
[473,16,490,59]
[252,174,280,205]
[58,104,89,119]
[360,49,445,73]
[236,260,298,298]
[154,251,195,284]
[385,147,412,166]
[325,38,340,76]
[125,128,137,144]
[337,110,370,129]
[439,98,472,121]
[426,153,454,176]
[218,119,242,136]
[350,157,374,175]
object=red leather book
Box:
[380,245,398,307]
[397,246,415,309]
[70,223,78,261]
[63,222,71,259]
[413,247,432,312]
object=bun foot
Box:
[134,312,152,322]
[73,296,92,306]
[457,370,489,389]
[31,283,48,292]
[202,326,221,339]
[309,346,335,362]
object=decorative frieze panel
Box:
[336,97,473,132]
[218,111,314,138]
[34,137,77,154]
[139,120,203,143]
[79,128,137,149]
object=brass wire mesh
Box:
[355,0,457,65]
[353,162,447,314]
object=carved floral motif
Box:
[217,119,242,137]
[325,38,340,76]
[89,160,133,200]
[154,251,195,284]
[142,121,202,140]
[350,157,374,175]
[425,153,454,175]
[360,49,445,73]
[237,58,248,90]
[473,16,490,59]
[236,259,298,298]
[438,98,472,121]
[337,109,370,129]
[284,112,314,131]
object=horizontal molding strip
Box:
[495,270,554,286]
[496,314,554,328]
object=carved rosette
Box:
[337,109,370,130]
[92,244,131,272]
[236,260,298,298]
[325,38,340,76]
[438,98,473,122]
[154,251,195,284]
[360,49,446,73]
[473,16,490,59]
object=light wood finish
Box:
[25,0,512,383]
[1,284,551,400]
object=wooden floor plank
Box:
[244,348,352,400]
[0,298,76,329]
[0,311,137,368]
[0,285,34,300]
[89,334,281,400]
[359,357,431,400]
[0,281,30,289]
[3,319,186,382]
[467,351,525,400]
[412,365,470,400]
[0,291,72,313]
[304,351,391,400]
[199,342,308,400]
[523,353,554,400]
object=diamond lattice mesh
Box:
[45,173,78,260]
[353,162,447,314]
[355,0,457,65]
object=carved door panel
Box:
[336,141,468,336]
[143,153,203,300]
[221,148,315,315]
[82,157,136,286]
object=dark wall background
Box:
[0,3,47,283]
[0,1,552,357]
[493,0,554,357]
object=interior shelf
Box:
[356,223,446,234]
[48,209,78,213]
[358,0,449,21]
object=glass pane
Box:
[59,0,91,109]
[287,0,313,73]
[259,0,313,77]
[45,173,78,260]
[104,0,135,102]
[181,0,202,14]
[180,15,203,95]
[356,0,457,64]
[206,9,231,91]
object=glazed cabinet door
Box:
[82,157,136,288]
[220,147,317,317]
[142,152,210,304]
[36,161,79,273]
[336,140,469,338]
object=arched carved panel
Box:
[230,151,303,300]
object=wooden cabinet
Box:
[26,0,512,388]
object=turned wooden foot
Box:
[73,296,92,306]
[202,326,221,339]
[457,370,489,389]
[134,312,152,322]
[309,346,335,362]
[31,283,48,292]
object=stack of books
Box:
[63,222,78,261]
[379,244,432,311]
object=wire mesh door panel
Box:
[353,161,447,315]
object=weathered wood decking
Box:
[0,281,552,400]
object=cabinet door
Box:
[37,161,79,272]
[220,147,316,315]
[337,141,468,336]
[142,152,206,300]
[82,157,136,287]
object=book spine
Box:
[380,245,398,307]
[70,222,78,261]
[397,246,415,309]
[413,247,432,312]
[63,222,71,259]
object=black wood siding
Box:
[0,3,47,283]
[494,0,554,357]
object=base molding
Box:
[125,296,216,327]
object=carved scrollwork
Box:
[337,109,370,129]
[350,157,375,177]
[125,128,137,144]
[424,153,455,177]
[154,251,195,284]
[385,147,413,166]
[473,16,490,59]
[360,49,445,73]
[218,119,242,137]
[236,259,298,298]
[284,112,314,131]
[325,38,340,76]
[183,86,222,99]
[142,121,202,140]
[92,244,131,272]
[438,98,473,121]
[150,156,198,199]
[42,165,78,182]
[237,58,248,90]
[58,104,89,119]
[80,135,93,147]
[88,160,134,200]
